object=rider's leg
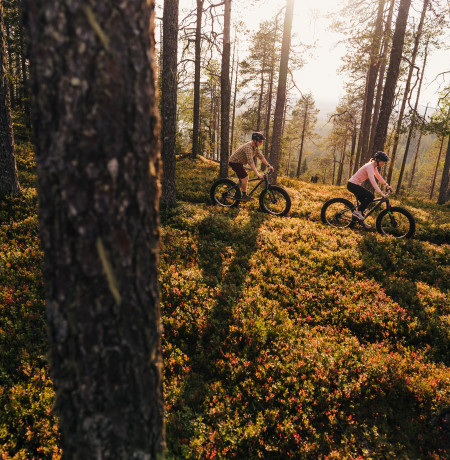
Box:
[347,182,373,213]
[240,176,248,194]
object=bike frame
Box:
[235,172,270,200]
[356,191,392,220]
[245,174,270,196]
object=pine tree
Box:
[26,0,165,456]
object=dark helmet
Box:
[252,131,265,141]
[374,151,390,162]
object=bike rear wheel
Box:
[376,207,415,239]
[210,178,241,208]
[259,185,291,216]
[321,198,356,229]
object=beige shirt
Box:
[229,141,265,166]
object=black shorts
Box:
[229,162,248,179]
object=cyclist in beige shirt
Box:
[228,132,274,201]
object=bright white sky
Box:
[159,0,450,117]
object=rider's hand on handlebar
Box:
[257,173,264,180]
[267,164,274,172]
[386,184,393,192]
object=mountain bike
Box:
[321,191,415,239]
[210,171,291,216]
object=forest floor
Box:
[1,150,449,459]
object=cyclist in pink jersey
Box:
[347,151,392,228]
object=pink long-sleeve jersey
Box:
[348,161,386,194]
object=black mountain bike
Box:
[321,191,415,239]
[210,171,291,216]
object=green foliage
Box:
[161,158,449,458]
[2,151,449,459]
[0,146,61,458]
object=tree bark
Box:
[161,0,179,205]
[430,136,444,199]
[219,0,231,178]
[230,52,239,156]
[395,36,429,194]
[372,0,411,153]
[359,0,385,165]
[369,0,395,157]
[270,0,294,182]
[192,0,204,158]
[438,136,450,204]
[26,0,165,457]
[296,98,308,178]
[388,0,429,184]
[0,0,19,193]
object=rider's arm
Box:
[368,165,383,195]
[374,167,386,186]
[261,158,274,171]
[248,160,263,178]
[374,166,392,193]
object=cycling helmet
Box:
[373,151,390,162]
[252,131,265,141]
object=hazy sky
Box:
[160,0,450,117]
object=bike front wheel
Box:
[376,207,415,239]
[259,185,291,216]
[210,178,241,208]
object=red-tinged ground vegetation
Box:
[1,151,449,458]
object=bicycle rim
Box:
[377,208,415,238]
[322,200,354,229]
[212,181,240,207]
[260,187,290,216]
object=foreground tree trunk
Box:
[219,0,231,178]
[270,0,294,182]
[26,1,165,457]
[0,0,19,193]
[161,0,179,205]
[372,0,411,153]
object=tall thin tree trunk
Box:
[0,0,19,193]
[337,138,348,186]
[220,0,231,178]
[192,0,204,158]
[264,18,278,160]
[353,71,370,172]
[388,0,429,184]
[372,0,412,153]
[230,52,238,156]
[256,51,266,132]
[407,130,423,193]
[161,0,179,205]
[430,136,445,199]
[438,137,450,204]
[270,0,294,182]
[26,0,165,456]
[348,118,357,178]
[396,36,429,194]
[369,0,395,155]
[296,98,308,178]
[359,0,385,164]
